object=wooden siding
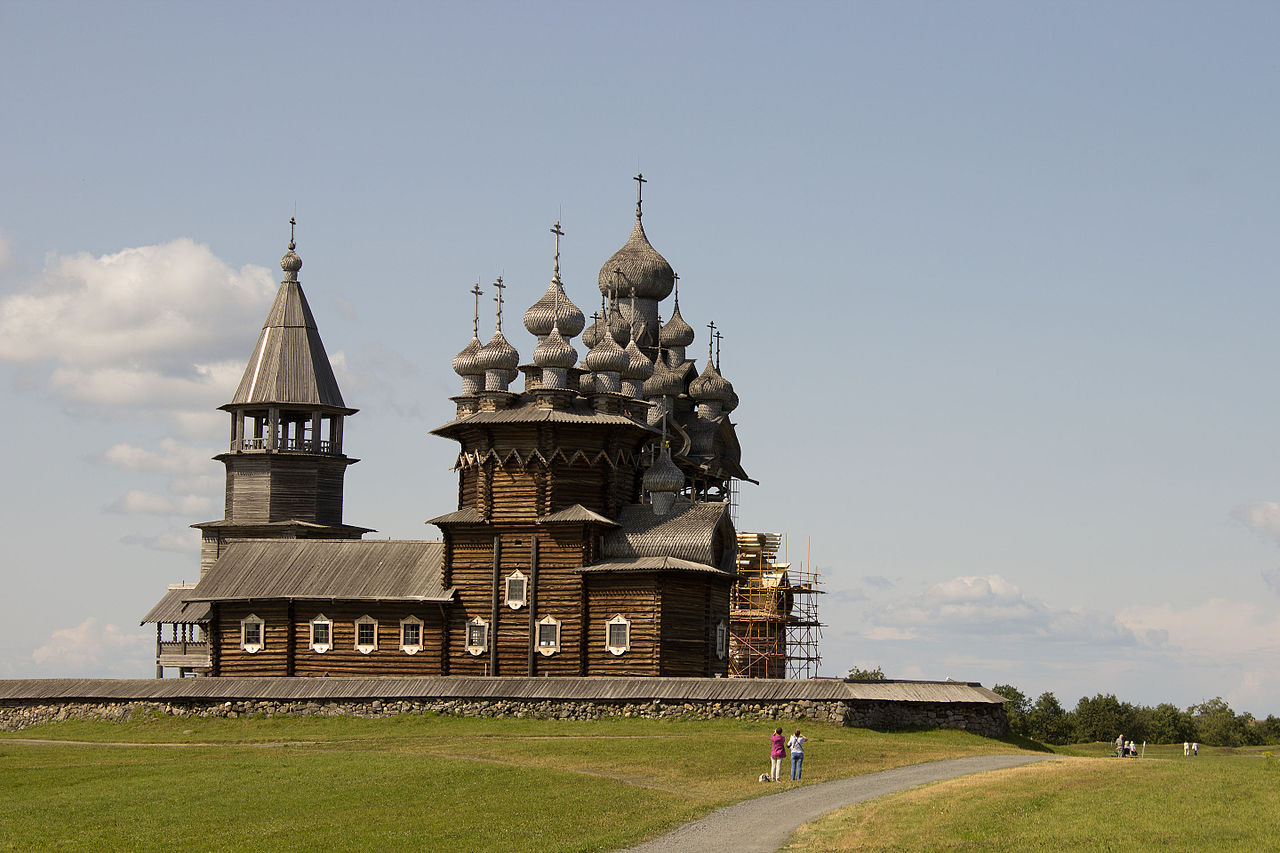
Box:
[583,574,661,676]
[224,453,350,525]
[659,576,732,677]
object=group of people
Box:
[768,727,807,781]
[1115,735,1140,757]
[1183,741,1199,756]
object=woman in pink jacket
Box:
[769,727,785,781]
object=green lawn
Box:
[781,745,1280,852]
[0,714,1036,852]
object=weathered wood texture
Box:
[223,453,352,525]
[212,602,447,677]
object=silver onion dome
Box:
[643,356,683,398]
[452,335,482,377]
[533,327,578,369]
[584,330,628,374]
[475,331,519,373]
[622,339,653,381]
[689,359,732,403]
[523,281,585,340]
[598,219,675,301]
[660,303,695,348]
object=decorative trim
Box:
[309,614,332,654]
[465,617,489,656]
[355,615,378,655]
[605,614,630,656]
[505,570,528,610]
[400,615,423,655]
[536,615,561,656]
[240,614,264,654]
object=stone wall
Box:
[0,696,1006,736]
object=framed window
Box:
[400,615,423,655]
[606,614,630,656]
[240,614,264,654]
[505,570,527,609]
[536,615,561,656]
[465,617,489,656]
[355,615,378,654]
[310,614,332,654]
[716,620,727,660]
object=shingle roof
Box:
[140,585,211,624]
[226,280,350,411]
[185,540,452,603]
[603,502,731,567]
[191,519,374,533]
[577,556,728,575]
[426,508,485,525]
[537,505,618,526]
[431,400,652,436]
[0,676,1007,705]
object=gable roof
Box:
[537,504,618,526]
[225,280,350,411]
[577,556,727,575]
[602,502,732,569]
[185,540,451,603]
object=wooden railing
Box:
[234,438,336,454]
[158,640,210,659]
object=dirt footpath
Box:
[619,753,1059,853]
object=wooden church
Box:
[143,177,753,678]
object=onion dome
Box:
[582,313,605,349]
[622,339,653,381]
[523,281,585,340]
[280,216,302,280]
[598,220,675,301]
[452,335,482,377]
[643,446,685,495]
[643,356,683,398]
[533,327,578,369]
[660,303,695,348]
[689,359,732,403]
[722,381,739,414]
[585,330,627,374]
[475,331,519,373]
[608,307,631,346]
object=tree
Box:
[846,665,886,681]
[992,684,1029,736]
[1144,702,1196,744]
[1026,692,1073,745]
[1188,697,1246,747]
[1073,694,1132,744]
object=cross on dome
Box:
[493,276,506,332]
[634,172,646,220]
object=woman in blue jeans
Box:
[788,729,807,780]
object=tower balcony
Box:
[233,437,341,454]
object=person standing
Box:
[770,727,785,782]
[1184,741,1190,756]
[1115,734,1124,756]
[788,729,807,780]
[1192,742,1198,756]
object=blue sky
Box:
[3,1,1280,715]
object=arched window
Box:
[310,614,332,653]
[606,614,630,656]
[716,620,727,660]
[240,614,264,654]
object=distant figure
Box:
[770,727,785,782]
[1193,742,1198,756]
[788,729,808,780]
[1116,734,1125,756]
[1127,740,1136,757]
[1184,741,1190,756]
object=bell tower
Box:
[193,219,371,574]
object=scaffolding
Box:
[729,532,824,679]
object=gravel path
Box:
[619,753,1059,853]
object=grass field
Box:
[0,714,1038,852]
[781,744,1280,852]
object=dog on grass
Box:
[758,772,771,783]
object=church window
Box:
[536,615,561,656]
[355,615,378,654]
[465,617,489,656]
[310,615,332,653]
[240,614,264,654]
[400,616,423,654]
[505,570,527,609]
[606,614,630,656]
[716,620,727,660]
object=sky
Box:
[2,1,1279,716]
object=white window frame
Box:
[605,614,630,656]
[716,620,727,660]
[309,614,332,654]
[355,615,378,654]
[400,615,423,655]
[505,570,528,610]
[240,614,264,654]
[536,615,561,656]
[465,616,489,656]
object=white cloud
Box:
[868,574,1142,646]
[1118,598,1280,660]
[1232,501,1280,545]
[0,239,274,419]
[120,529,201,553]
[106,490,212,516]
[97,439,212,474]
[31,618,152,675]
